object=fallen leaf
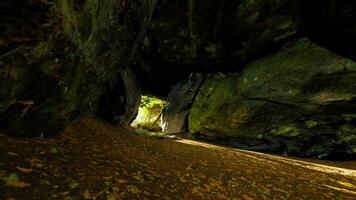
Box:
[6,181,30,188]
[242,194,254,200]
[83,189,92,199]
[217,192,227,199]
[7,152,18,156]
[28,158,44,168]
[337,181,355,188]
[16,166,32,173]
[163,196,172,200]
[133,174,145,183]
[40,179,51,185]
[117,179,128,184]
[179,177,187,182]
[16,100,34,105]
[60,191,70,196]
[191,187,201,194]
[69,182,79,189]
[49,147,59,154]
[106,194,116,200]
[3,173,19,182]
[127,185,141,194]
[143,191,151,196]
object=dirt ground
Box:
[0,118,355,199]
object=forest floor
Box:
[0,118,356,200]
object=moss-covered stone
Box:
[189,38,356,158]
[0,0,142,137]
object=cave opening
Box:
[130,95,167,133]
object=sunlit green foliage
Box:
[139,96,167,109]
[131,96,167,131]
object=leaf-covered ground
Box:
[0,118,355,199]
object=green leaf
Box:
[3,173,19,182]
[50,147,59,154]
[69,182,80,189]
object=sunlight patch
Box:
[177,139,356,178]
[131,96,167,131]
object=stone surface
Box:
[161,73,205,134]
[96,67,141,126]
[139,0,298,95]
[189,38,356,158]
[0,0,142,137]
[119,68,142,126]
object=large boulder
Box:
[189,38,356,158]
[139,0,298,95]
[0,0,142,137]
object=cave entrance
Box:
[130,95,167,133]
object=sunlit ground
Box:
[1,118,355,199]
[128,95,356,197]
[177,139,356,195]
[131,95,356,181]
[177,139,356,178]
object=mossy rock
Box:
[189,38,356,158]
[0,0,142,137]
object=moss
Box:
[188,38,356,157]
[338,125,356,135]
[55,0,78,38]
[0,0,143,137]
[271,125,301,138]
[37,61,58,76]
[305,120,318,128]
[205,43,219,58]
[188,76,227,134]
[342,114,356,121]
[342,136,356,143]
[238,0,263,17]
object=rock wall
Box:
[139,0,298,95]
[188,38,356,158]
[161,73,205,134]
[0,0,142,137]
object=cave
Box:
[0,0,355,199]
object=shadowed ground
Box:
[0,118,355,199]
